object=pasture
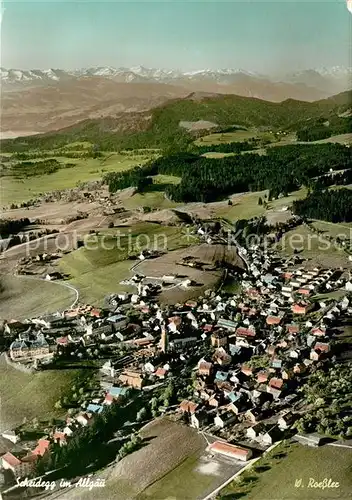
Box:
[0,275,75,320]
[220,442,352,500]
[0,354,83,433]
[1,152,151,205]
[58,223,193,305]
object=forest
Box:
[292,188,352,222]
[296,116,352,142]
[105,143,352,203]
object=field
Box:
[214,188,307,221]
[0,152,151,205]
[138,243,244,304]
[276,225,350,268]
[0,354,83,433]
[220,442,352,500]
[195,128,273,146]
[55,418,247,500]
[0,275,75,320]
[58,223,195,305]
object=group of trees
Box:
[0,218,30,238]
[296,116,352,142]
[103,143,351,203]
[294,364,352,439]
[193,139,259,155]
[293,188,352,222]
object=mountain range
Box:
[1,66,351,137]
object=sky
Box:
[0,0,351,73]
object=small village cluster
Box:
[1,239,352,479]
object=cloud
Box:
[0,0,5,25]
[347,0,352,15]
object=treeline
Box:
[12,159,62,178]
[296,116,352,142]
[162,144,351,202]
[103,163,157,192]
[193,139,259,155]
[293,188,352,222]
[0,218,30,237]
[104,144,352,202]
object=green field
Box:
[0,152,151,205]
[59,223,193,304]
[0,275,75,320]
[220,443,352,500]
[215,188,307,221]
[0,354,83,432]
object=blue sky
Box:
[1,1,351,72]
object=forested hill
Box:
[1,90,351,152]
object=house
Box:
[1,452,37,478]
[86,403,104,414]
[257,370,269,384]
[119,370,145,389]
[32,438,50,458]
[211,332,227,348]
[266,315,282,326]
[278,411,297,430]
[190,410,208,429]
[291,302,312,315]
[215,370,228,382]
[287,324,300,335]
[1,430,20,444]
[245,408,263,424]
[311,327,327,337]
[198,361,213,377]
[314,342,330,353]
[155,367,168,379]
[246,423,265,440]
[241,365,253,376]
[260,426,281,446]
[213,347,232,366]
[179,400,199,415]
[236,326,256,338]
[208,441,252,461]
[104,386,129,405]
[53,431,67,446]
[75,412,92,427]
[268,378,284,390]
[294,433,325,447]
[214,411,236,428]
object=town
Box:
[1,217,351,498]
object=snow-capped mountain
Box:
[1,65,351,86]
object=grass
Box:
[220,442,352,500]
[195,129,270,145]
[215,188,307,221]
[310,220,352,239]
[137,453,215,500]
[0,354,84,432]
[121,191,179,210]
[0,152,150,205]
[0,275,75,320]
[59,223,192,305]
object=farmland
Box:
[0,275,75,320]
[220,442,352,500]
[0,354,83,433]
[58,223,197,305]
[0,151,152,205]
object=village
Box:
[0,218,352,497]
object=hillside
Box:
[1,90,351,153]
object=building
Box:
[208,441,252,461]
[119,370,145,389]
[1,452,37,478]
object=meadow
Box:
[1,151,152,205]
[220,442,352,500]
[0,275,75,320]
[0,354,84,433]
[58,223,193,305]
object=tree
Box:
[136,408,147,422]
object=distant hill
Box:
[1,90,351,152]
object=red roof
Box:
[269,377,284,390]
[266,316,281,325]
[53,431,66,443]
[209,441,250,457]
[236,327,256,338]
[1,452,21,467]
[32,438,50,456]
[179,400,198,414]
[56,336,68,345]
[155,367,167,377]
